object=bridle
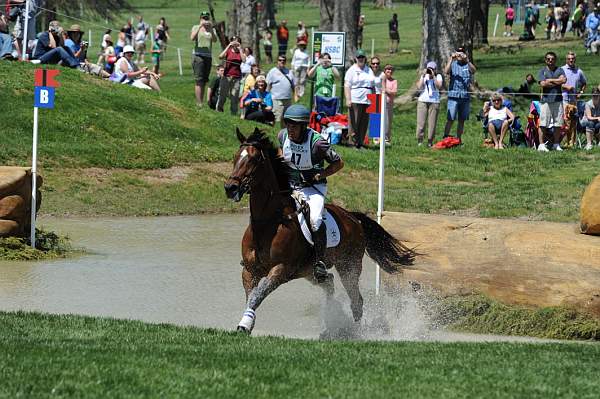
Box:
[228,142,266,196]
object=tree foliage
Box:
[39,0,133,21]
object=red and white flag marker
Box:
[366,89,387,295]
[31,69,60,248]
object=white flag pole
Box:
[30,106,39,248]
[375,81,386,296]
[493,13,500,37]
[22,0,31,60]
[177,47,183,75]
[370,38,375,58]
[88,29,92,48]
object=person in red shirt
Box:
[277,20,289,57]
[217,36,246,115]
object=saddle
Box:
[291,192,341,248]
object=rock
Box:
[381,212,600,317]
[0,167,42,238]
[581,175,600,235]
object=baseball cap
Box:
[122,44,135,54]
[103,33,112,43]
[355,49,366,58]
[426,61,437,69]
[200,11,210,18]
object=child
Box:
[151,38,161,75]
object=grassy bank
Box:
[1,1,599,220]
[1,311,600,398]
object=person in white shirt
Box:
[291,39,309,98]
[240,47,255,77]
[415,61,443,146]
[344,49,382,149]
[135,15,148,64]
[482,93,514,149]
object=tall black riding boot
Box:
[312,224,329,282]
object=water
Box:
[0,214,551,343]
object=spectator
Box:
[124,19,134,45]
[110,45,161,91]
[191,11,216,107]
[217,36,245,115]
[277,20,289,57]
[517,73,537,100]
[244,76,275,125]
[240,63,260,119]
[296,21,308,44]
[101,34,116,73]
[545,7,557,40]
[586,7,600,54]
[357,15,365,49]
[370,56,381,94]
[504,3,515,37]
[381,64,397,146]
[32,21,79,68]
[388,13,399,54]
[0,11,15,60]
[522,4,536,40]
[97,29,111,65]
[443,47,476,142]
[263,29,273,64]
[308,52,340,98]
[156,17,170,56]
[571,3,585,37]
[266,54,295,128]
[9,0,36,60]
[482,93,515,149]
[135,16,149,64]
[240,47,255,78]
[115,27,126,56]
[344,49,381,149]
[582,88,600,150]
[151,35,162,74]
[559,2,569,39]
[416,61,443,147]
[207,64,224,110]
[291,39,309,99]
[64,25,86,62]
[537,51,566,152]
[561,51,586,148]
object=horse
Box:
[224,127,415,334]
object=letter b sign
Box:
[34,87,55,109]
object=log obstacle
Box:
[381,212,600,316]
[0,167,42,238]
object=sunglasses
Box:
[278,58,286,62]
[371,62,380,65]
[567,58,576,61]
[493,99,502,103]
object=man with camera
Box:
[191,11,217,107]
[32,21,79,68]
[443,47,476,142]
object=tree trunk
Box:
[229,0,260,64]
[420,0,473,71]
[471,0,489,47]
[319,0,361,65]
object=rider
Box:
[277,104,344,281]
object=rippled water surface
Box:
[0,214,554,343]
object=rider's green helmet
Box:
[283,104,311,124]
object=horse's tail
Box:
[351,212,416,274]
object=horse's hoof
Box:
[237,325,252,335]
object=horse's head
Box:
[224,127,266,202]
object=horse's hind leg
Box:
[336,257,364,322]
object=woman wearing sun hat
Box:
[110,45,161,91]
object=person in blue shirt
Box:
[63,24,87,62]
[243,75,275,125]
[443,47,476,142]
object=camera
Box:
[8,4,24,22]
[81,41,89,47]
[426,68,434,76]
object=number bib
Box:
[282,131,314,170]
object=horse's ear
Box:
[236,128,246,143]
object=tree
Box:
[228,0,261,64]
[261,0,276,29]
[374,0,393,8]
[420,0,472,73]
[39,0,133,23]
[471,0,489,47]
[320,0,361,65]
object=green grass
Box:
[0,229,74,260]
[1,311,600,398]
[1,2,599,220]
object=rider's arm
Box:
[317,159,343,181]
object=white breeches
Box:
[296,184,327,232]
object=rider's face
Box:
[287,122,304,143]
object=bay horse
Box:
[224,127,415,334]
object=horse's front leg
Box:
[237,263,289,334]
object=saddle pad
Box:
[298,210,341,248]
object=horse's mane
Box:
[245,129,289,192]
